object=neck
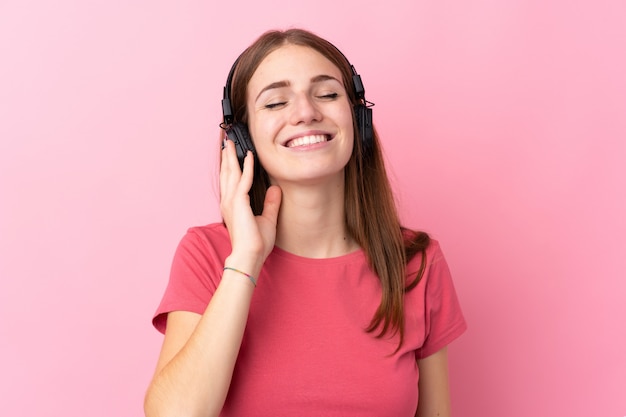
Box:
[274,180,358,258]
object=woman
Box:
[144,28,466,417]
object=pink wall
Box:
[1,1,624,416]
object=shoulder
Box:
[403,230,459,299]
[401,227,444,272]
[171,222,232,272]
[405,236,460,304]
[425,238,445,264]
[152,223,230,333]
[185,222,229,241]
[178,222,231,251]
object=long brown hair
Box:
[227,28,430,349]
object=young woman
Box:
[144,28,466,417]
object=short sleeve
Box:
[415,242,467,359]
[152,224,231,333]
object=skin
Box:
[144,44,452,417]
[416,348,452,417]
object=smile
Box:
[285,134,330,148]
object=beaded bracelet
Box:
[223,266,257,287]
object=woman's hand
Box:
[219,138,282,268]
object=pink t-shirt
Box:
[153,223,466,416]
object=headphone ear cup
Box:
[225,122,256,170]
[355,104,373,156]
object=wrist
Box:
[223,267,257,287]
[224,254,264,279]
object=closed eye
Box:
[318,93,339,100]
[265,101,287,109]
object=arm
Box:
[415,347,451,417]
[144,267,256,417]
[144,141,282,417]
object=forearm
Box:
[145,258,260,417]
[415,348,451,417]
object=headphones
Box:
[220,46,374,169]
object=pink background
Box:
[1,1,624,416]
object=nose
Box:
[289,93,322,125]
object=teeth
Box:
[286,135,328,148]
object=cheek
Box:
[247,112,279,144]
[246,118,280,173]
[343,110,356,144]
[339,101,355,135]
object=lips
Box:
[284,134,330,148]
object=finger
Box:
[237,151,254,193]
[261,185,282,224]
[220,139,241,197]
[221,138,237,172]
[219,138,229,192]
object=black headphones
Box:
[220,46,374,169]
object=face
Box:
[246,44,354,186]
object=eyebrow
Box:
[255,74,342,102]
